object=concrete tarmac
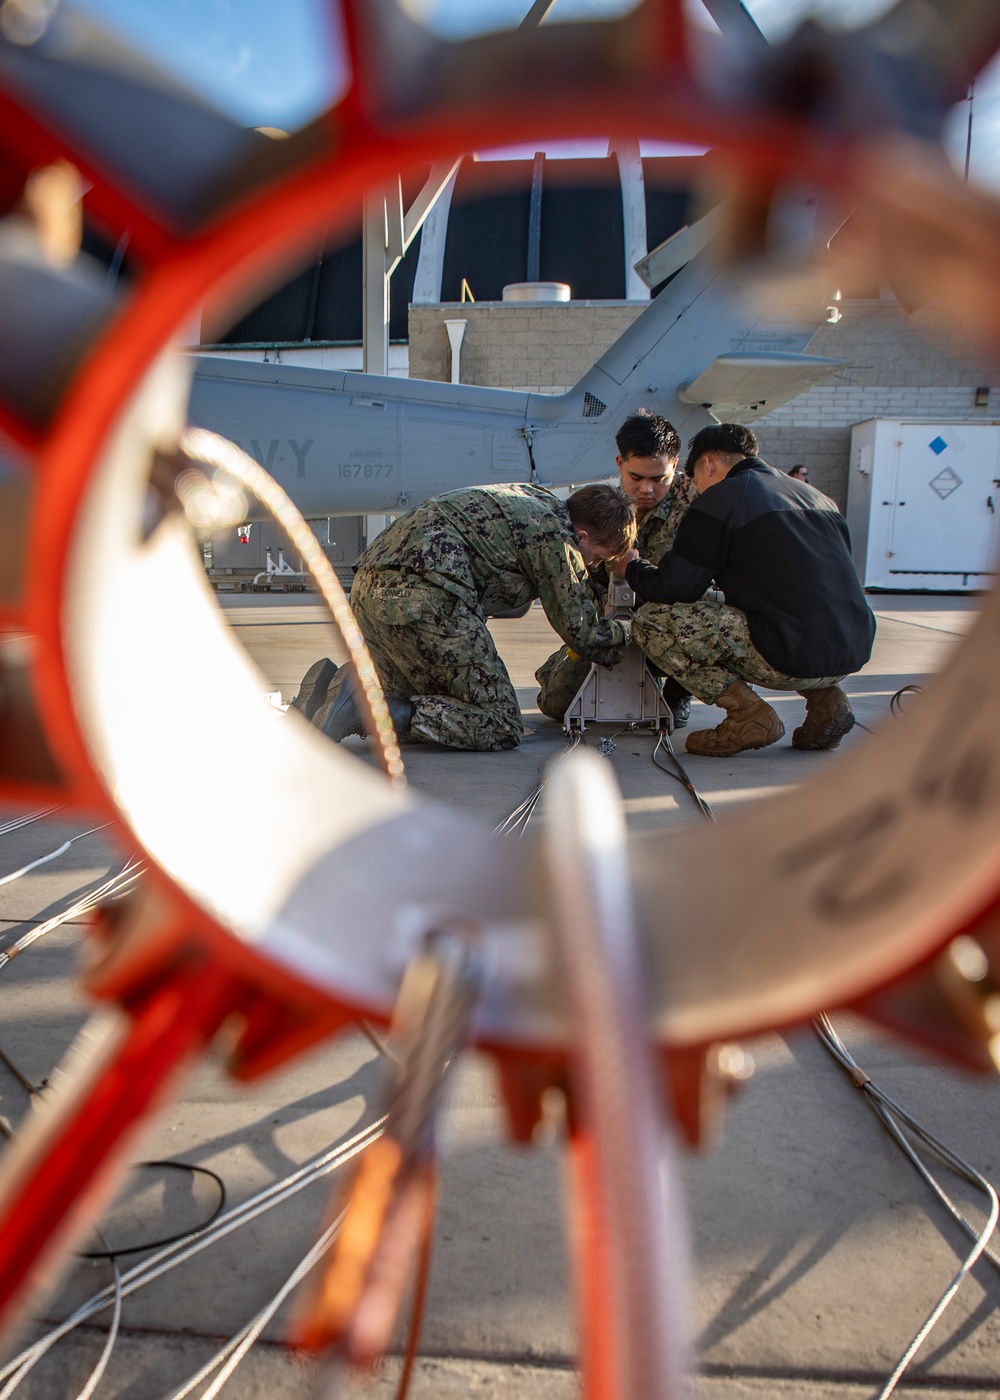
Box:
[0,592,996,1398]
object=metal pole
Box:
[519,0,557,29]
[611,137,650,301]
[303,253,324,343]
[411,166,460,304]
[527,151,544,283]
[362,187,389,376]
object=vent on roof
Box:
[583,392,607,418]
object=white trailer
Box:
[846,419,1000,591]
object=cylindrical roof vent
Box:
[502,282,571,303]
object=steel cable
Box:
[813,1014,1000,1398]
[0,1228,123,1400]
[0,1118,388,1390]
[0,840,136,1399]
[0,856,143,1100]
[0,822,385,1397]
[818,1021,1000,1274]
[0,808,63,840]
[492,729,583,837]
[162,1149,432,1400]
[650,731,716,823]
[72,1231,122,1400]
[0,857,143,972]
[0,823,114,893]
[0,684,978,1396]
[640,711,999,1396]
[162,1209,349,1400]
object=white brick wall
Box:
[409,302,643,391]
[758,384,1000,429]
[410,297,1000,508]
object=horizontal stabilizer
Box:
[633,205,724,290]
[677,352,847,420]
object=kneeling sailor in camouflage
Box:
[535,410,698,726]
[614,423,876,757]
[293,483,636,752]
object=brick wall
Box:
[754,303,1000,508]
[410,297,1000,512]
[408,302,645,393]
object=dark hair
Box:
[789,464,807,479]
[567,484,637,554]
[684,423,758,478]
[615,411,680,463]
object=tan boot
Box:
[792,686,855,751]
[684,680,785,757]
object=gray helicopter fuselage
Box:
[187,362,535,517]
[186,253,821,519]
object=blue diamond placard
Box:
[929,435,948,455]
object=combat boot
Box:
[322,673,413,742]
[792,686,855,751]
[289,658,338,722]
[660,676,692,730]
[684,680,784,757]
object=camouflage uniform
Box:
[632,599,845,703]
[313,485,629,751]
[535,474,700,721]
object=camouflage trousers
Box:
[632,600,844,703]
[534,645,593,722]
[315,568,522,752]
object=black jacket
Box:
[625,458,876,678]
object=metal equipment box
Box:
[846,419,1000,591]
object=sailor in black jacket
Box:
[614,423,876,757]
